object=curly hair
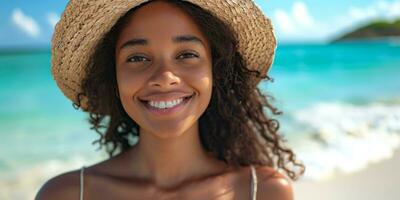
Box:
[77,0,305,180]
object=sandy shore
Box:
[293,148,400,200]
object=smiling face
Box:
[115,1,213,139]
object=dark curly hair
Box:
[77,0,305,180]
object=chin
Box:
[140,122,196,139]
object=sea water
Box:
[265,41,400,181]
[1,41,399,199]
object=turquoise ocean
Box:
[1,41,400,199]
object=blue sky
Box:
[1,0,400,48]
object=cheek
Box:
[198,73,212,97]
[187,64,213,101]
[116,68,143,104]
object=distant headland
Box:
[332,19,400,42]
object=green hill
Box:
[332,19,400,42]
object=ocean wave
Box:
[0,155,102,200]
[288,102,400,181]
[2,102,400,198]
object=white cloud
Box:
[380,1,400,19]
[348,5,379,22]
[330,0,400,38]
[377,1,390,11]
[348,7,365,20]
[343,1,400,26]
[274,9,295,33]
[11,9,40,38]
[292,2,314,27]
[47,12,60,29]
[272,0,400,42]
[273,1,323,41]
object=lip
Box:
[139,91,194,102]
[139,93,194,116]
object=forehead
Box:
[117,1,208,47]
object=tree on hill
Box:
[332,19,400,42]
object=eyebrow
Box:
[119,35,205,51]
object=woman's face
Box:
[115,1,212,139]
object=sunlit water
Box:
[1,41,399,199]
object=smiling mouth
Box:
[139,93,194,110]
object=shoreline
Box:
[293,147,400,200]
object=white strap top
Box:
[79,165,258,200]
[250,165,258,200]
[80,166,84,200]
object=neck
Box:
[127,122,230,189]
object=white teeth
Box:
[148,98,184,109]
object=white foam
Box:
[2,102,400,198]
[289,102,400,181]
[0,154,104,200]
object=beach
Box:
[1,42,399,199]
[294,148,400,200]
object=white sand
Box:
[293,148,400,200]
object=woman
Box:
[36,0,304,199]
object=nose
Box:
[148,65,180,88]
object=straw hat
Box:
[51,0,276,111]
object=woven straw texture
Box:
[51,0,277,111]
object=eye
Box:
[177,52,199,59]
[127,55,150,63]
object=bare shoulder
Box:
[35,169,81,200]
[256,166,293,200]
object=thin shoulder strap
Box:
[250,165,258,200]
[80,166,85,200]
